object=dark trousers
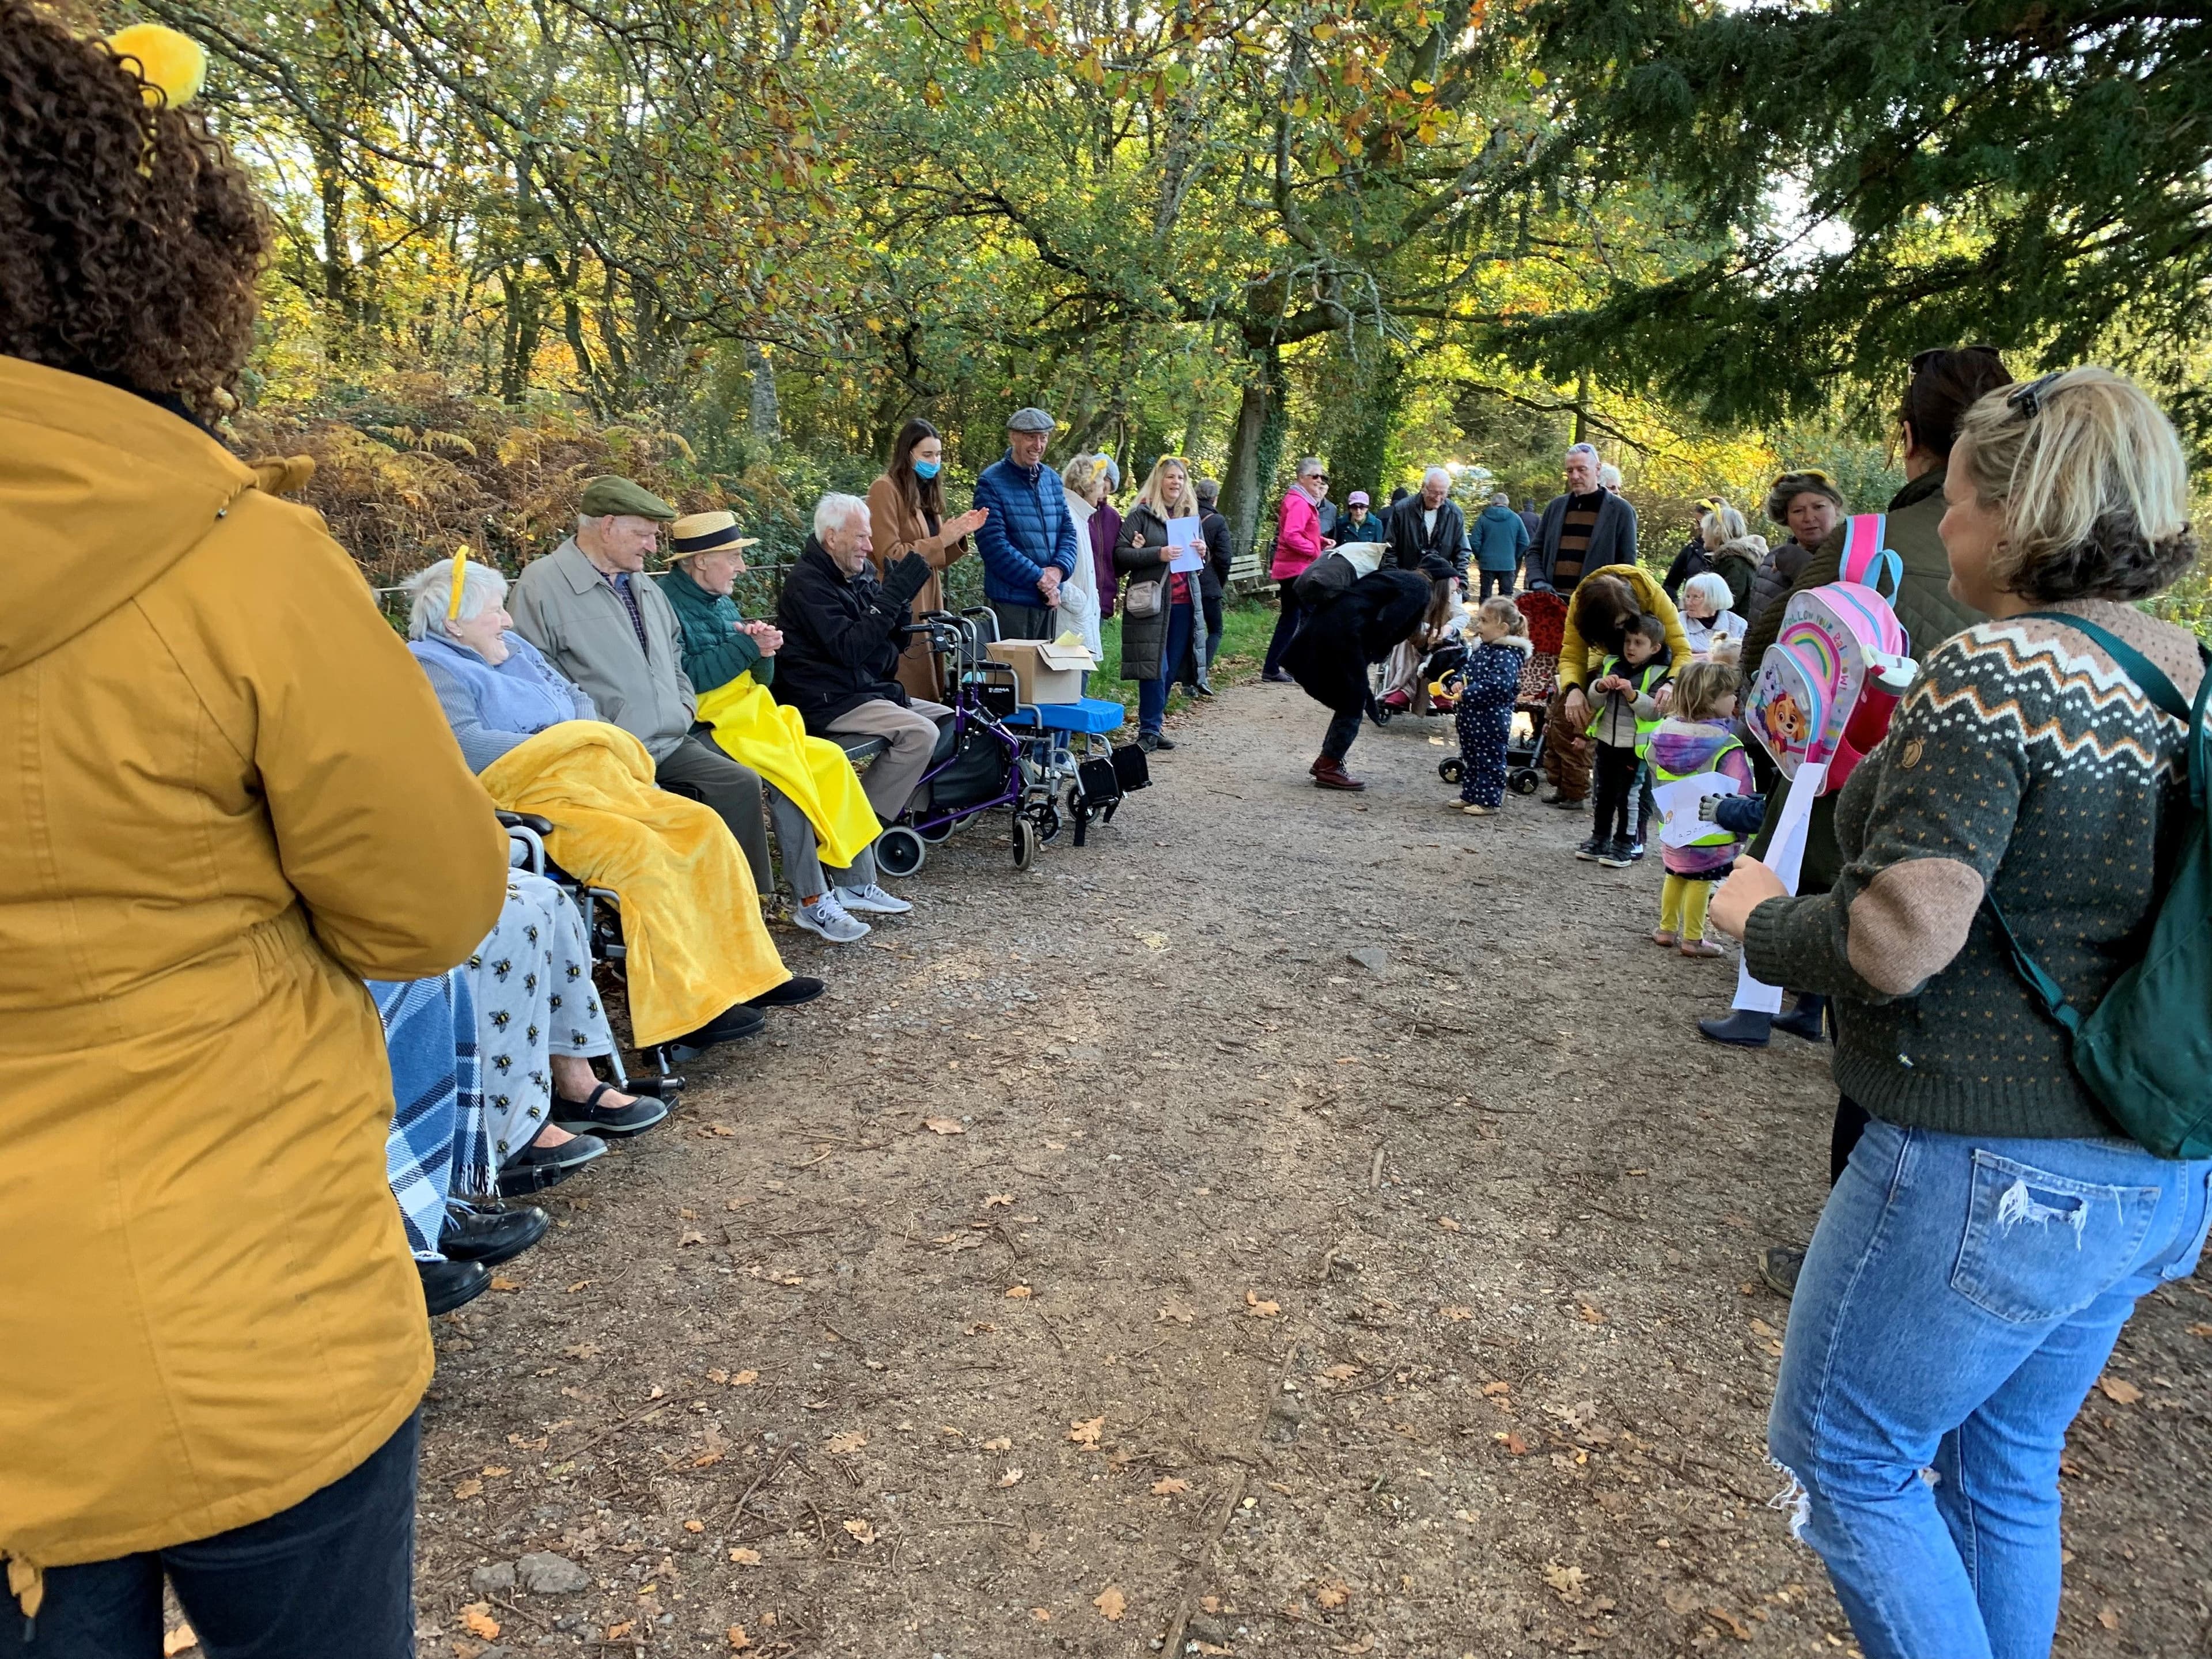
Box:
[1321,706,1363,763]
[1138,603,1196,732]
[1477,568,1516,600]
[1831,1094,1869,1187]
[1200,592,1224,678]
[989,599,1058,643]
[1591,743,1639,842]
[655,732,772,892]
[2,1411,420,1659]
[1263,580,1306,675]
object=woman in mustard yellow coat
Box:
[0,16,507,1651]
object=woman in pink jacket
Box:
[1261,457,1336,681]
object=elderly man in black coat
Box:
[1386,465,1469,574]
[1282,556,1443,792]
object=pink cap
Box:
[1347,490,1370,506]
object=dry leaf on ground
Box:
[1316,1582,1350,1609]
[161,1627,197,1657]
[998,1468,1024,1487]
[1068,1415,1104,1446]
[729,1548,762,1565]
[1245,1290,1281,1317]
[488,1275,521,1293]
[2098,1605,2123,1631]
[730,1369,758,1385]
[982,1436,1013,1451]
[726,1628,750,1652]
[2097,1374,2143,1404]
[1152,1475,1190,1495]
[923,1118,965,1135]
[1093,1586,1127,1622]
[1543,1562,1587,1604]
[1441,1306,1472,1321]
[1707,1606,1752,1641]
[605,1621,635,1641]
[1578,1302,1604,1324]
[459,1605,501,1641]
[1029,1607,1050,1622]
[841,1518,876,1544]
[682,1518,704,1532]
[1497,1430,1530,1455]
[1437,1217,1461,1232]
[1482,1380,1512,1397]
[1157,1300,1195,1324]
[1005,1284,1033,1299]
[1323,1362,1359,1380]
[825,1430,867,1454]
[452,1478,483,1500]
[983,1193,1014,1207]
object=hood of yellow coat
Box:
[0,357,256,677]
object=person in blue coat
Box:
[1471,490,1532,599]
[972,406,1081,641]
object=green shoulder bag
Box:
[1984,612,2212,1157]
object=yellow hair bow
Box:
[105,23,207,109]
[448,545,472,621]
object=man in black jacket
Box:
[1527,443,1637,593]
[774,493,943,821]
[1194,476,1233,695]
[1385,466,1469,574]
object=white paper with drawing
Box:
[1166,515,1205,574]
[1652,772,1743,850]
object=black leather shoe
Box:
[441,1202,550,1267]
[420,1258,491,1317]
[551,1082,668,1138]
[676,1003,768,1050]
[1773,994,1830,1042]
[1698,1008,1773,1047]
[497,1130,608,1196]
[748,976,825,1009]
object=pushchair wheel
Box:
[1509,768,1541,796]
[1438,757,1465,785]
[876,825,928,877]
[1012,816,1039,871]
[1036,801,1062,844]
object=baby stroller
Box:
[1436,587,1561,794]
[869,610,1049,877]
[1368,637,1470,724]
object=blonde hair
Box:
[1478,594,1527,637]
[1698,502,1748,545]
[1715,532,1769,561]
[1953,366,2200,603]
[1669,657,1740,722]
[1135,454,1197,518]
[404,555,508,641]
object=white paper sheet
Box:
[1166,515,1205,573]
[1651,772,1743,849]
[1730,761,1826,1013]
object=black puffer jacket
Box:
[772,536,931,730]
[1282,568,1430,715]
[1746,540,1818,635]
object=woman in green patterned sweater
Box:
[1710,367,2210,1659]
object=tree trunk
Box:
[1573,368,1590,444]
[747,341,781,448]
[1218,366,1272,572]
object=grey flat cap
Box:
[1006,406,1056,433]
[578,475,677,521]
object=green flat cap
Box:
[578,475,677,521]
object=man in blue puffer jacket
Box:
[973,406,1081,640]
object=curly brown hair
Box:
[0,2,267,418]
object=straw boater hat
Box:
[669,510,759,562]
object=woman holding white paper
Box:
[1115,455,1207,752]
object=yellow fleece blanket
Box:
[695,673,881,870]
[480,722,787,1046]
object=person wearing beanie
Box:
[1744,468,1847,632]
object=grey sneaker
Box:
[794,895,870,944]
[835,882,911,915]
[1759,1247,1806,1298]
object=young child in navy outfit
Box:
[1452,596,1533,814]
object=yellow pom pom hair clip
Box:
[104,22,208,109]
[448,545,472,622]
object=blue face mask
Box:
[912,459,941,480]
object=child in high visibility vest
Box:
[1577,613,1671,869]
[1647,658,1758,956]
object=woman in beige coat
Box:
[866,416,988,699]
[0,12,507,1649]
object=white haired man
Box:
[773,493,948,825]
[1527,442,1638,596]
[510,475,790,896]
[1385,464,1469,574]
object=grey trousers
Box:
[656,733,771,891]
[824,697,949,821]
[766,784,876,902]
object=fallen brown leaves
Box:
[1004,1284,1033,1299]
[459,1605,501,1641]
[729,1547,762,1565]
[161,1627,197,1657]
[1315,1582,1350,1609]
[825,1430,868,1454]
[841,1518,876,1544]
[1151,1475,1190,1495]
[2097,1374,2143,1405]
[1093,1585,1127,1621]
[1067,1415,1104,1446]
[1245,1290,1281,1318]
[1706,1605,1752,1642]
[922,1117,965,1135]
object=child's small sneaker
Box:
[1628,841,1648,862]
[1463,802,1493,816]
[1650,928,1679,946]
[1575,837,1605,861]
[1680,938,1726,957]
[1597,839,1635,869]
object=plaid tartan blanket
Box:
[369,969,490,1261]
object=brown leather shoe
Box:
[1312,757,1366,791]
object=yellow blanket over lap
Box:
[479,722,788,1046]
[695,673,881,869]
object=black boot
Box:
[441,1200,550,1267]
[1774,993,1830,1042]
[1698,1008,1773,1047]
[419,1258,491,1317]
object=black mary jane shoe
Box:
[747,976,825,1010]
[496,1129,608,1196]
[550,1082,668,1139]
[420,1258,491,1317]
[440,1200,551,1267]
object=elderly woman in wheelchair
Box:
[405,555,802,1106]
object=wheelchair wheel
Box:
[918,819,955,844]
[1438,757,1465,785]
[1036,801,1063,844]
[1509,768,1541,796]
[876,825,927,878]
[1012,816,1039,870]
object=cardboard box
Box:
[987,637,1096,705]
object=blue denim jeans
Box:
[1138,601,1196,734]
[1770,1119,2211,1659]
[2,1410,421,1658]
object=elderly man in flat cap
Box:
[508,479,821,982]
[972,406,1081,642]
